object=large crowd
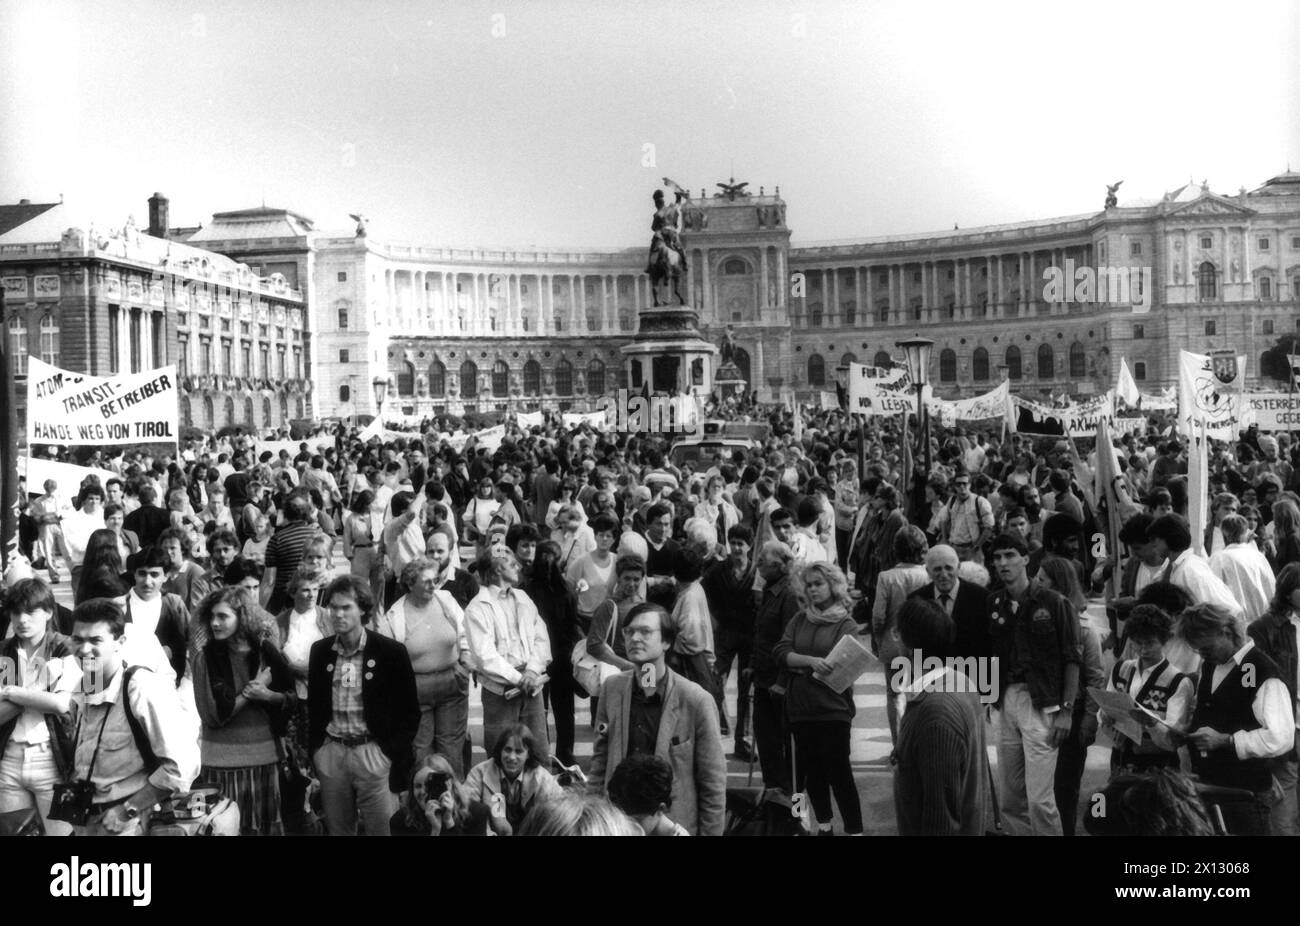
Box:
[3,402,1300,836]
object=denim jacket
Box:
[988,579,1081,710]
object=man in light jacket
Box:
[464,548,552,764]
[589,602,726,835]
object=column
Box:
[931,262,941,320]
[854,266,863,327]
[440,272,449,335]
[864,265,875,327]
[759,247,770,316]
[887,265,896,324]
[1018,253,1028,315]
[573,275,584,332]
[996,255,1006,319]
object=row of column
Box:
[683,245,787,319]
[111,306,161,373]
[383,269,654,337]
[790,245,1096,326]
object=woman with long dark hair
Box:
[190,587,295,835]
[464,723,563,836]
[525,541,582,767]
[1269,499,1300,575]
[75,528,129,605]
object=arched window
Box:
[261,398,271,427]
[428,361,446,397]
[181,398,192,428]
[555,359,573,396]
[1069,342,1086,378]
[459,360,478,398]
[244,398,254,425]
[1037,344,1054,380]
[587,359,605,396]
[873,351,892,369]
[296,398,304,419]
[841,352,857,369]
[224,396,235,425]
[339,384,351,403]
[939,348,957,383]
[973,347,990,382]
[523,359,541,396]
[280,395,289,424]
[38,313,59,365]
[1005,346,1022,380]
[396,361,415,396]
[722,258,749,275]
[7,316,27,376]
[807,354,826,387]
[1198,262,1217,301]
[204,397,215,428]
[492,360,510,397]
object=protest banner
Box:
[517,411,545,429]
[17,457,120,499]
[26,357,179,447]
[1011,392,1114,438]
[1244,393,1300,431]
[927,381,1011,428]
[562,410,609,430]
[1177,350,1246,442]
[847,363,917,416]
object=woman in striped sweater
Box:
[191,587,295,836]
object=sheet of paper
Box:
[1088,686,1145,746]
[816,633,878,694]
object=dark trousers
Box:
[753,686,790,792]
[713,631,753,739]
[791,719,863,834]
[835,527,851,572]
[1053,710,1097,837]
[544,661,578,764]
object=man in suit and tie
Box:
[908,544,992,660]
[589,602,726,836]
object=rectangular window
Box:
[200,315,210,330]
[1260,277,1272,299]
[1259,237,1270,250]
[1292,236,1300,249]
[912,271,922,284]
[241,344,251,374]
[260,346,269,377]
[1130,242,1142,257]
[1200,236,1213,249]
[276,327,285,341]
[337,271,347,282]
[277,351,285,380]
[1133,323,1145,339]
[220,319,230,332]
[221,341,232,374]
[1134,361,1146,380]
[1263,319,1275,335]
[339,349,349,363]
[1205,320,1216,336]
[108,306,120,373]
[200,339,212,374]
[293,348,302,379]
[240,322,250,335]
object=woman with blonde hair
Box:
[190,586,294,835]
[516,791,641,836]
[773,561,863,835]
[390,753,491,836]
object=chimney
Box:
[148,192,169,239]
[18,198,30,205]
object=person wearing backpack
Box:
[935,472,994,564]
[65,598,200,835]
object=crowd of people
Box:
[3,403,1300,836]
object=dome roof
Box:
[1251,169,1300,195]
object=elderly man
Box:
[751,541,800,791]
[590,602,725,836]
[909,544,993,662]
[464,548,552,763]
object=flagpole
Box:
[0,286,17,570]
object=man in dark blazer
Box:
[589,601,726,836]
[308,574,419,836]
[907,544,992,660]
[123,485,171,550]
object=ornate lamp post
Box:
[896,336,935,484]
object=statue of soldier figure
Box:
[647,178,690,306]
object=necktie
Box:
[939,592,952,614]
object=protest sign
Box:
[1011,392,1114,438]
[26,357,179,446]
[1244,393,1300,431]
[1177,351,1246,441]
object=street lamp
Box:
[372,376,388,420]
[896,336,935,490]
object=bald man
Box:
[907,545,993,660]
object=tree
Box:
[1259,335,1300,386]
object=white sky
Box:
[2,0,1297,248]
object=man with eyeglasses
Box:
[936,473,994,563]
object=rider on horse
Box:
[646,188,690,275]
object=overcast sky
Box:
[3,0,1298,248]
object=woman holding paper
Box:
[773,561,864,836]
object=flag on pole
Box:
[1176,350,1247,441]
[1116,357,1140,407]
[895,411,913,522]
[1187,417,1210,558]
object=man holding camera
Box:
[61,599,199,835]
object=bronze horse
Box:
[649,229,687,306]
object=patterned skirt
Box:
[199,762,284,836]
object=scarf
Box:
[805,601,850,626]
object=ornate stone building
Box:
[191,171,1300,420]
[0,197,312,436]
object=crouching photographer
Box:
[52,599,199,835]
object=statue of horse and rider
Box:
[646,179,691,306]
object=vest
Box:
[1110,659,1187,759]
[1189,647,1280,792]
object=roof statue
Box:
[715,177,750,200]
[1105,180,1123,209]
[348,213,368,237]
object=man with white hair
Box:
[668,519,718,698]
[908,544,993,661]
